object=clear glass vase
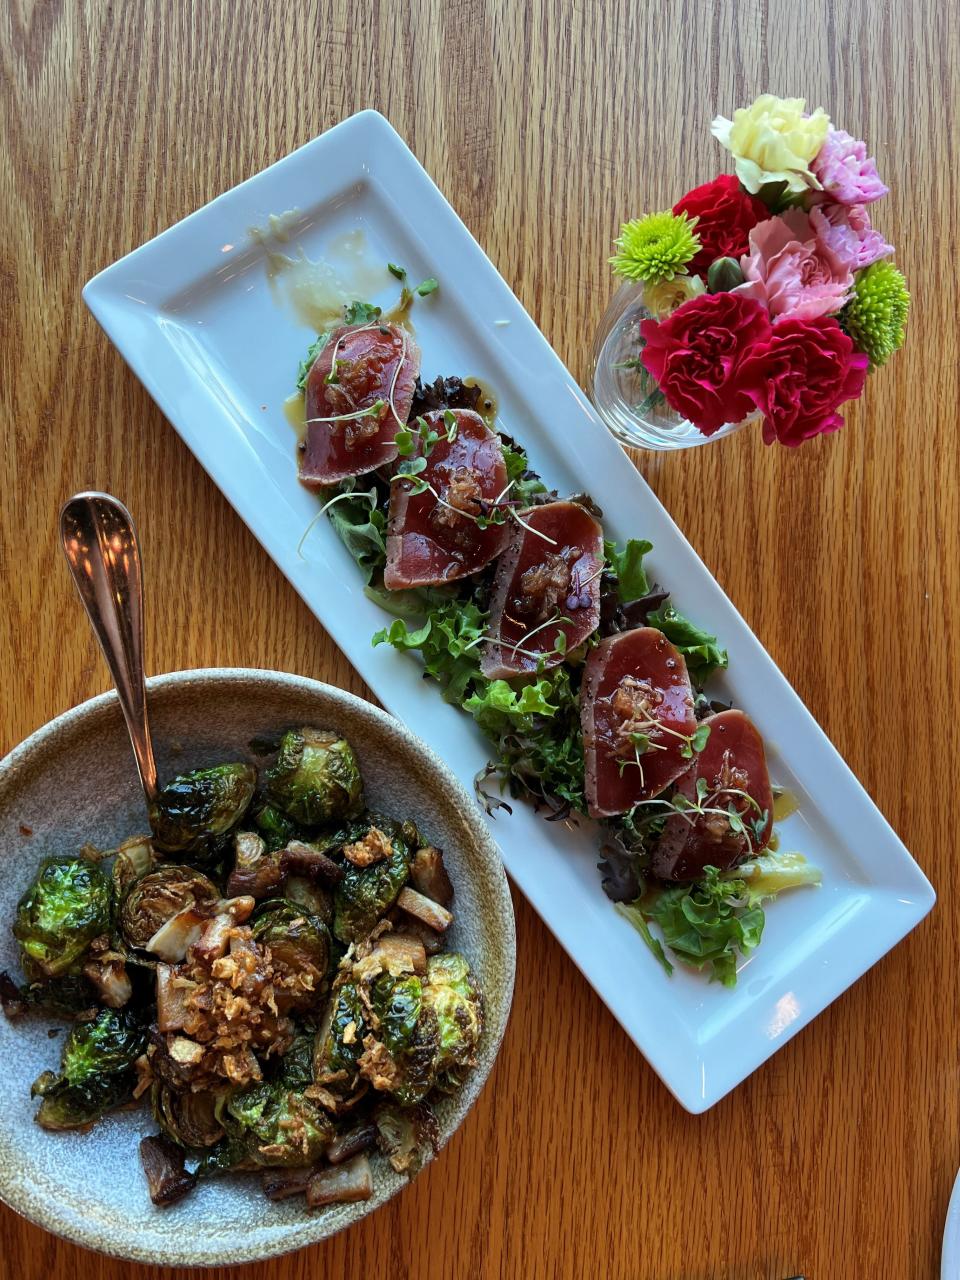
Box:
[588,282,754,451]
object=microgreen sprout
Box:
[613,713,711,779]
[305,399,387,427]
[475,611,573,661]
[508,508,558,546]
[324,359,346,386]
[394,427,415,456]
[415,277,439,297]
[306,313,407,427]
[633,778,767,856]
[296,484,377,558]
[387,262,407,280]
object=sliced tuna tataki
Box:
[299,322,420,487]
[652,708,774,882]
[481,501,603,679]
[383,410,511,589]
[581,627,697,818]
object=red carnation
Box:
[673,175,770,276]
[640,292,772,436]
[736,317,869,446]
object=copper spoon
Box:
[59,492,159,808]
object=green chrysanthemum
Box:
[610,211,701,284]
[842,261,910,368]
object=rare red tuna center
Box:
[299,322,421,487]
[481,501,604,678]
[384,409,511,589]
[581,627,697,818]
[653,708,774,882]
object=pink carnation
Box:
[735,209,853,323]
[809,203,893,271]
[811,128,888,205]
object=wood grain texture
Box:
[1,0,957,1276]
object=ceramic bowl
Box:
[0,669,515,1265]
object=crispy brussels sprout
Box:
[153,1083,224,1148]
[250,799,301,853]
[369,972,439,1106]
[284,876,333,924]
[333,826,410,944]
[422,953,482,1072]
[372,971,423,1058]
[314,980,367,1080]
[251,899,331,1006]
[120,865,219,950]
[277,1031,316,1089]
[4,971,97,1018]
[265,729,364,826]
[374,1101,439,1176]
[225,1078,333,1167]
[14,855,112,980]
[194,1131,258,1179]
[111,836,156,899]
[149,763,257,859]
[32,1007,146,1131]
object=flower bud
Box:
[707,257,745,293]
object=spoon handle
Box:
[59,492,159,807]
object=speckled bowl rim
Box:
[0,668,516,1266]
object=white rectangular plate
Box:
[83,110,934,1112]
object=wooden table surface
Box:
[1,1,958,1276]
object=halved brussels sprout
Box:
[111,836,156,899]
[374,1101,439,1176]
[284,875,333,924]
[149,763,257,858]
[32,1007,146,1131]
[249,798,301,853]
[265,729,363,826]
[368,972,439,1106]
[251,898,331,1008]
[371,971,423,1058]
[5,971,97,1018]
[333,825,410,944]
[314,980,367,1081]
[14,854,112,980]
[225,1078,333,1167]
[153,1083,224,1148]
[194,1131,258,1179]
[277,1031,316,1089]
[120,865,219,950]
[423,953,482,1071]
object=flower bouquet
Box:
[595,95,909,448]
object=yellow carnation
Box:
[643,274,706,319]
[711,94,830,195]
